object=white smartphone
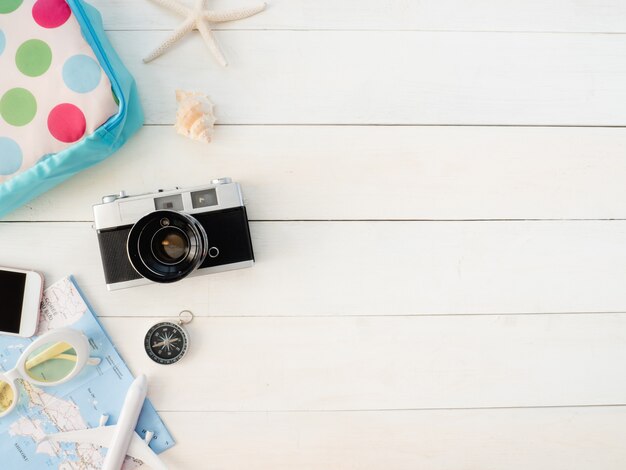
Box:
[0,267,44,337]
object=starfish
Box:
[143,0,267,66]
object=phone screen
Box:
[0,270,26,333]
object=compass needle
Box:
[144,311,193,365]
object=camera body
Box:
[94,178,254,290]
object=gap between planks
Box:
[156,403,626,413]
[103,29,626,35]
[90,0,626,33]
[99,311,626,318]
[6,219,626,223]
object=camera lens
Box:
[127,210,208,283]
[151,227,190,265]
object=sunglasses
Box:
[0,328,101,417]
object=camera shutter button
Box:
[211,177,232,185]
[102,190,128,203]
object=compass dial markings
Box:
[144,322,189,365]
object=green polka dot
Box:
[0,88,37,126]
[16,39,52,77]
[0,0,23,14]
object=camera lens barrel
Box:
[127,210,208,283]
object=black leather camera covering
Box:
[97,206,254,285]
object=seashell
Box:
[175,90,216,144]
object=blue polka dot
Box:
[0,31,5,57]
[62,55,102,93]
[0,137,23,175]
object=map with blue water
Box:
[0,276,175,469]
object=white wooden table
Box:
[4,0,626,468]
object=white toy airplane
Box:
[40,374,168,470]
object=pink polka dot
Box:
[32,0,71,29]
[48,104,86,143]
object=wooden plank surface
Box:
[102,314,626,411]
[106,31,626,125]
[3,1,625,468]
[158,407,626,470]
[1,221,625,317]
[92,0,626,33]
[6,126,626,222]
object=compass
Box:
[144,311,193,365]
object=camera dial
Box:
[102,190,128,204]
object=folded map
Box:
[0,276,175,469]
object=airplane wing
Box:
[127,432,169,470]
[41,426,168,470]
[41,425,116,448]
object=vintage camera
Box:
[94,178,254,290]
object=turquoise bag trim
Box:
[0,0,143,219]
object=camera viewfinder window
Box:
[155,194,184,211]
[191,189,218,208]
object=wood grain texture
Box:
[101,314,626,411]
[6,126,626,222]
[1,221,626,317]
[107,31,626,125]
[2,1,624,468]
[92,0,626,33]
[158,407,626,470]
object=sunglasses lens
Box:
[0,379,14,414]
[24,341,78,383]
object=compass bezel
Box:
[144,321,189,365]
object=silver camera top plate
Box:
[93,179,245,231]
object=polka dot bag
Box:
[0,0,143,218]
